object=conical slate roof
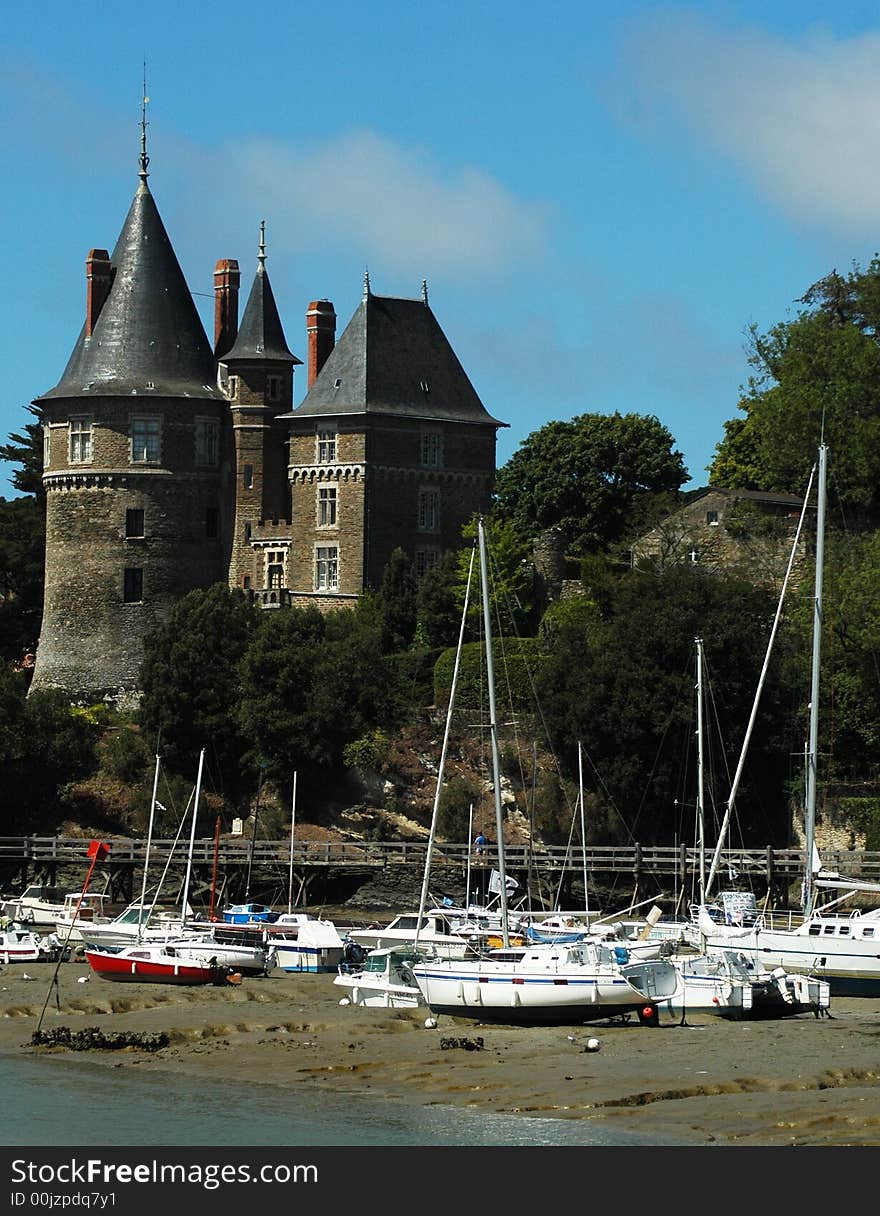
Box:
[288,292,504,426]
[38,180,223,401]
[223,261,301,365]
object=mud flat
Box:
[3,960,880,1146]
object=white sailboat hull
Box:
[410,944,679,1024]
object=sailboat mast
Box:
[695,637,706,906]
[180,747,205,926]
[287,771,297,915]
[804,442,827,916]
[478,517,510,947]
[137,749,161,941]
[414,544,475,948]
[578,741,589,918]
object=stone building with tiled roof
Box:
[630,485,806,583]
[29,145,504,705]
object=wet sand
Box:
[3,959,880,1146]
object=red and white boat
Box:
[85,943,240,986]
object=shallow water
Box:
[1,1051,690,1147]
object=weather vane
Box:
[140,62,150,181]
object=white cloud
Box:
[612,11,880,235]
[220,129,551,279]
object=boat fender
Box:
[225,971,243,986]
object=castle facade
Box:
[30,152,504,705]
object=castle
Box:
[29,141,504,706]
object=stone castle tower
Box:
[29,146,504,706]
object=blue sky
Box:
[4,1,880,497]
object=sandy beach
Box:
[3,957,880,1148]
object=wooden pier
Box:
[2,836,879,911]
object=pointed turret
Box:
[223,222,301,365]
[38,178,222,403]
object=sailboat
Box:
[408,519,680,1025]
[86,750,249,985]
[694,443,880,996]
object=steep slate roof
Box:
[223,260,301,365]
[38,180,223,402]
[285,292,505,426]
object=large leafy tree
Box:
[0,409,46,661]
[138,584,257,803]
[238,599,405,796]
[535,564,799,848]
[711,261,880,526]
[493,411,688,555]
[0,665,100,831]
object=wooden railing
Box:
[2,836,880,886]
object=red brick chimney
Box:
[214,259,240,357]
[306,300,336,387]
[85,249,112,338]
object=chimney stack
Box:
[306,300,336,387]
[85,249,112,338]
[214,259,240,357]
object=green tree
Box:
[414,550,462,649]
[535,564,798,847]
[0,409,45,501]
[0,496,44,661]
[494,412,688,555]
[138,584,257,802]
[238,601,404,792]
[0,665,100,831]
[373,547,417,651]
[455,515,536,638]
[710,260,880,526]
[0,409,46,661]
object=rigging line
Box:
[705,457,818,898]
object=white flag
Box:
[487,870,518,895]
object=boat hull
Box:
[85,949,231,986]
[271,942,344,973]
[410,956,678,1025]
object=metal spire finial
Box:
[258,220,266,269]
[363,268,371,300]
[139,63,150,182]
[421,279,428,306]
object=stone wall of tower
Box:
[287,424,366,601]
[362,417,496,589]
[32,395,232,705]
[227,362,293,590]
[284,415,496,602]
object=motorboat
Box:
[52,892,112,945]
[220,901,280,926]
[268,918,346,973]
[0,884,68,928]
[346,910,479,959]
[664,947,831,1020]
[334,946,423,1008]
[79,902,197,950]
[85,943,240,985]
[0,926,60,964]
